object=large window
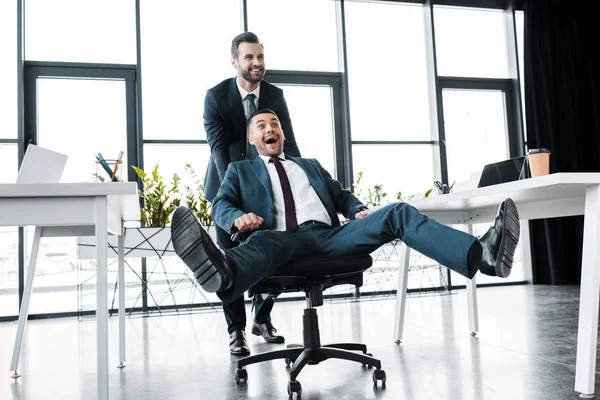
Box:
[25,0,137,64]
[434,5,509,78]
[20,65,138,314]
[345,2,435,197]
[138,1,243,309]
[247,0,340,72]
[0,0,19,318]
[434,5,524,285]
[442,89,509,184]
[140,0,242,182]
[2,1,527,319]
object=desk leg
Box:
[393,243,410,343]
[117,226,126,369]
[465,224,479,336]
[96,197,109,400]
[575,185,600,398]
[10,226,42,378]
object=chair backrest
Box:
[17,144,68,183]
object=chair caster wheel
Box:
[287,380,302,397]
[373,369,386,385]
[362,352,374,368]
[234,368,247,383]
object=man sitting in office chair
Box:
[171,109,520,306]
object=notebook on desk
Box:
[17,144,68,183]
[477,156,529,188]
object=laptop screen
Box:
[477,156,528,188]
[17,144,68,183]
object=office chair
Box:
[231,232,386,397]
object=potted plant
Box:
[132,165,181,227]
[122,164,214,256]
[79,164,214,258]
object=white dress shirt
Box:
[236,78,260,120]
[259,153,332,231]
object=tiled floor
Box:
[0,284,598,399]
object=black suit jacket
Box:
[203,78,302,201]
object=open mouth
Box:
[265,137,278,145]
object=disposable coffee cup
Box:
[527,148,551,177]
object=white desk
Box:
[393,173,600,398]
[0,182,139,400]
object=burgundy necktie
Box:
[269,157,298,232]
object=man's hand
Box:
[234,213,264,232]
[355,208,373,219]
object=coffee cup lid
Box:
[527,148,551,155]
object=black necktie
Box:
[245,93,257,117]
[245,94,257,159]
[269,157,298,232]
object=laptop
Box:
[17,144,68,183]
[477,156,529,188]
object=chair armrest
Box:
[231,229,251,244]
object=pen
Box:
[96,153,114,179]
[111,150,124,182]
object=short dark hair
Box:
[231,32,262,59]
[247,108,279,127]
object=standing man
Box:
[203,32,302,355]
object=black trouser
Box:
[216,224,274,334]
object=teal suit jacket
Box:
[212,156,366,234]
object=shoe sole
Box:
[251,327,285,343]
[496,198,520,278]
[171,207,223,292]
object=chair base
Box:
[235,307,386,395]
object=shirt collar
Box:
[259,153,286,165]
[236,78,260,102]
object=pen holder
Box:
[95,159,123,182]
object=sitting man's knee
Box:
[390,202,409,212]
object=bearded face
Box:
[233,42,265,85]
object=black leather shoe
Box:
[171,207,234,292]
[229,329,250,355]
[478,198,520,278]
[252,321,285,343]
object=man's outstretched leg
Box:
[170,206,307,301]
[319,198,520,279]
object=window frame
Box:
[265,70,347,185]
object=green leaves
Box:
[353,171,432,207]
[131,164,212,228]
[132,165,182,227]
[353,171,388,208]
[183,164,212,227]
